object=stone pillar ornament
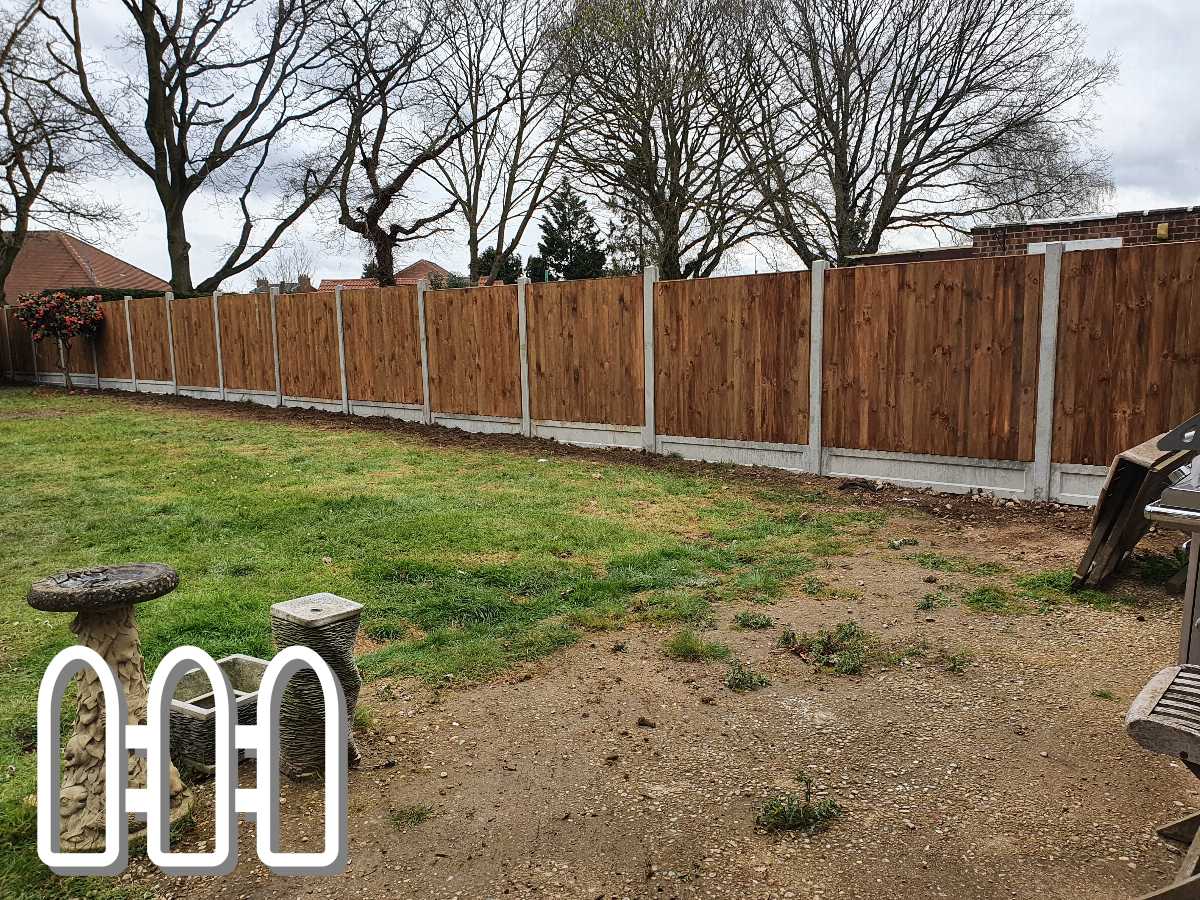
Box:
[27,564,192,851]
[270,593,363,778]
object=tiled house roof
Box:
[3,230,169,301]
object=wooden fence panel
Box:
[342,286,423,405]
[0,308,11,374]
[93,300,130,379]
[171,297,219,387]
[66,335,94,374]
[278,291,340,400]
[217,293,274,392]
[1053,242,1200,465]
[527,276,644,425]
[35,333,57,372]
[823,255,1043,461]
[655,271,810,444]
[426,285,521,418]
[130,297,172,382]
[7,309,33,373]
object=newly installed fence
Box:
[6,239,1200,506]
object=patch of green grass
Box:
[962,586,1023,614]
[663,628,731,662]
[916,592,953,611]
[733,611,774,630]
[1015,568,1132,611]
[1091,688,1117,701]
[912,552,1004,577]
[755,773,842,834]
[388,804,433,830]
[1134,549,1188,585]
[725,660,770,692]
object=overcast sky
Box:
[78,0,1200,288]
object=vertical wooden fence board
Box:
[217,293,275,391]
[654,271,810,444]
[171,296,219,387]
[34,334,58,372]
[66,334,94,375]
[342,286,423,404]
[1053,243,1200,465]
[93,300,131,379]
[426,285,521,418]
[526,276,644,425]
[129,297,172,382]
[823,256,1042,461]
[277,291,341,400]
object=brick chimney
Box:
[255,277,269,292]
[297,273,314,293]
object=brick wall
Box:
[971,206,1200,256]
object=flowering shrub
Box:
[13,292,105,389]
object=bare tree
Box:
[432,0,576,285]
[559,0,769,280]
[0,0,119,304]
[248,241,317,290]
[738,0,1115,265]
[320,0,514,286]
[40,0,348,293]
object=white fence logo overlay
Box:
[37,644,348,876]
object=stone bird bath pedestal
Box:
[28,564,192,851]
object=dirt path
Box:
[132,510,1194,900]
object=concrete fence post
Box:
[335,284,350,415]
[416,278,432,425]
[123,296,138,392]
[269,287,282,407]
[516,276,532,437]
[1030,242,1065,501]
[212,291,226,400]
[642,264,658,453]
[807,260,828,475]
[164,292,178,395]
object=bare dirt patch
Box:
[135,513,1193,900]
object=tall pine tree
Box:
[536,182,607,281]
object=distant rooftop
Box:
[317,260,453,292]
[3,230,168,301]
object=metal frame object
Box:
[1127,665,1200,898]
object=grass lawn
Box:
[0,386,887,897]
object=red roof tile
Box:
[316,277,379,292]
[3,230,169,301]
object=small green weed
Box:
[1091,688,1117,701]
[734,611,774,630]
[664,628,731,662]
[912,552,1004,577]
[389,804,433,830]
[943,649,973,674]
[726,660,770,692]
[352,705,376,731]
[782,621,869,675]
[755,773,842,834]
[916,592,952,611]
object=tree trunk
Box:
[373,233,397,287]
[58,338,73,391]
[164,204,194,293]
